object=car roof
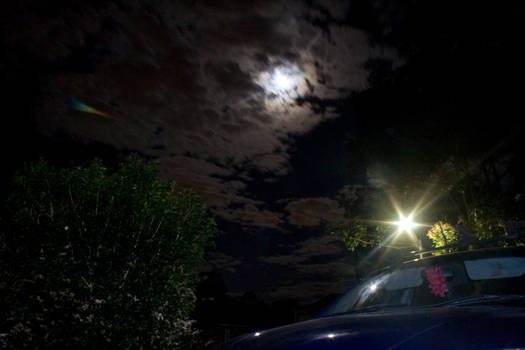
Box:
[361,246,525,278]
[400,245,525,267]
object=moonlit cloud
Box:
[4,0,402,301]
[285,197,348,226]
[26,0,399,178]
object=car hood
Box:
[218,305,525,349]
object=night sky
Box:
[1,0,524,303]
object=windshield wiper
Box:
[435,294,525,307]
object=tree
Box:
[324,1,525,254]
[332,72,525,251]
[426,221,458,248]
[0,155,216,349]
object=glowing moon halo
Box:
[258,65,303,101]
[272,70,295,91]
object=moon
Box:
[272,70,295,91]
[258,65,304,102]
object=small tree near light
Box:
[0,155,216,349]
[426,221,458,248]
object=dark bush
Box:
[0,155,216,349]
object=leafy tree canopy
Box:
[0,155,216,349]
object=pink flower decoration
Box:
[426,266,448,297]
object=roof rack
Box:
[402,221,525,261]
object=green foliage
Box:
[426,221,458,248]
[331,222,368,252]
[328,13,525,254]
[330,221,387,252]
[0,155,216,349]
[333,128,522,253]
[465,205,506,240]
[328,186,388,252]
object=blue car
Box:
[216,246,525,349]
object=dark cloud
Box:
[285,197,347,227]
[2,0,402,301]
[16,0,398,168]
[200,252,243,274]
[204,60,263,99]
[202,14,292,53]
[260,235,355,302]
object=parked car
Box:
[215,246,525,349]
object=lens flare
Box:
[68,98,111,118]
[395,214,415,234]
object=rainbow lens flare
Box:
[68,98,111,118]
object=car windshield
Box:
[321,250,525,316]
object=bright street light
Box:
[395,214,415,234]
[391,211,425,256]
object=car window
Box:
[465,257,525,280]
[320,252,525,317]
[384,267,424,290]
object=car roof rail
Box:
[402,221,525,261]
